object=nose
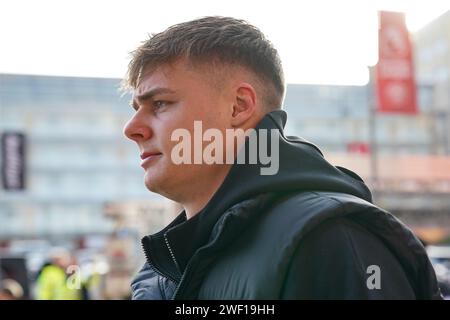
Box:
[123,112,153,143]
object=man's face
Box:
[123,59,233,202]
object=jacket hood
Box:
[206,109,372,213]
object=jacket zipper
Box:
[172,193,276,299]
[172,215,230,299]
[164,232,182,275]
[141,238,178,284]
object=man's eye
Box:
[153,101,168,109]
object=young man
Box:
[122,16,441,299]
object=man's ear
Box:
[231,83,257,127]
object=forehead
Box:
[134,64,174,96]
[132,59,226,102]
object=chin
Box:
[144,170,162,192]
[144,170,172,195]
[144,171,181,202]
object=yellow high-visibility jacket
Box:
[36,265,82,300]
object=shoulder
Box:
[259,191,377,242]
[280,217,416,299]
[270,191,376,217]
[39,265,65,279]
[131,263,176,300]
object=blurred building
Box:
[283,82,450,244]
[414,10,450,155]
[283,11,450,159]
[0,74,177,244]
[282,11,450,241]
[284,84,436,155]
[1,11,449,247]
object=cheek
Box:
[197,105,229,131]
[157,121,192,157]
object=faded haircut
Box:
[122,16,285,111]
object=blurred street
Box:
[1,3,449,300]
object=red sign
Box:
[347,142,370,154]
[375,11,417,114]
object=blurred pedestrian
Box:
[0,279,24,300]
[35,248,85,300]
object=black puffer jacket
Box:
[131,110,442,300]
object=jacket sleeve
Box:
[131,263,178,300]
[280,217,417,299]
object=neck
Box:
[182,164,232,219]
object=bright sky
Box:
[0,0,448,85]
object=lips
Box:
[140,151,162,160]
[140,151,162,168]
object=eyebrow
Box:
[130,87,176,109]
